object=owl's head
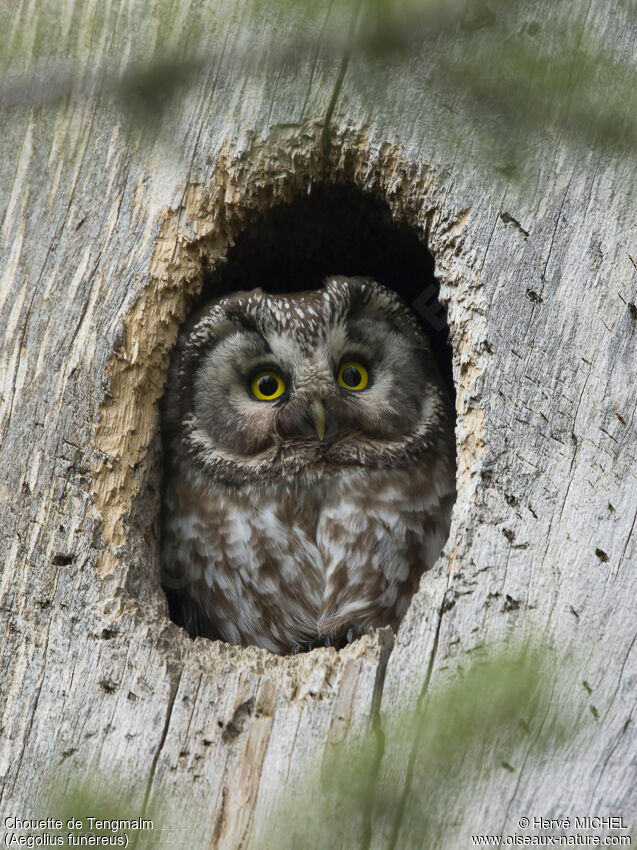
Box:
[165,277,452,485]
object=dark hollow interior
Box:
[163,182,455,646]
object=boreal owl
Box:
[161,276,455,654]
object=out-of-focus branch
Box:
[1,0,634,164]
[0,0,464,111]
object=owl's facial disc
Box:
[187,279,448,478]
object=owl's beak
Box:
[311,400,326,441]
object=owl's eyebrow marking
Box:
[344,317,390,352]
[241,331,272,358]
[219,329,272,360]
[202,330,274,379]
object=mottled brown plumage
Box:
[161,277,455,653]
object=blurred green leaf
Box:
[0,0,634,173]
[27,780,160,848]
[31,643,585,850]
[257,643,583,849]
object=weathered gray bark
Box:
[1,1,635,848]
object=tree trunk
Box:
[1,1,635,848]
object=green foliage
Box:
[30,644,583,849]
[25,782,159,848]
[257,644,582,849]
[1,0,634,177]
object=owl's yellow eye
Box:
[250,370,286,401]
[337,361,369,391]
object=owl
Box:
[161,276,455,654]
